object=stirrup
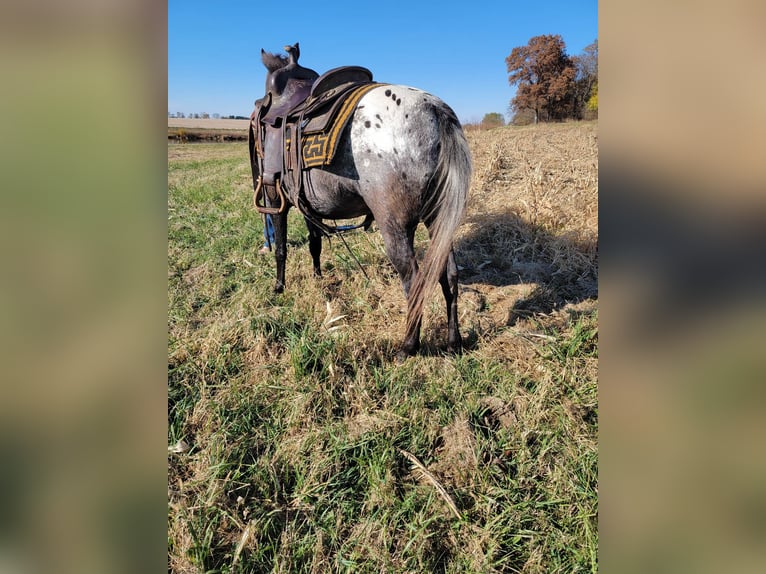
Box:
[253,176,287,215]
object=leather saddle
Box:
[249,45,377,216]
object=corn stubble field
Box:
[168,121,598,573]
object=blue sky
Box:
[168,0,597,124]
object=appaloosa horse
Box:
[249,44,471,359]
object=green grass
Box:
[168,140,598,573]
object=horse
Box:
[249,45,471,360]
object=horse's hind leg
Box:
[440,248,462,353]
[305,217,323,277]
[377,220,421,358]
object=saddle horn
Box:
[284,42,300,63]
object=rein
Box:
[296,181,372,281]
[331,222,370,281]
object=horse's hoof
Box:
[447,338,463,355]
[273,284,284,294]
[395,342,418,363]
[446,330,463,354]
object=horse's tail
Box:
[406,102,471,335]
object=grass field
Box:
[168,121,598,572]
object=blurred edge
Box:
[0,1,167,573]
[601,1,766,573]
[1,0,765,573]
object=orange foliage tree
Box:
[506,34,578,122]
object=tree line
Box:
[168,112,249,120]
[506,35,597,125]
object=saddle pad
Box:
[287,82,380,169]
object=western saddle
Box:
[249,43,379,221]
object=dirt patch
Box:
[345,410,404,441]
[477,396,518,431]
[182,262,209,285]
[432,416,479,487]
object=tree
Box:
[587,81,598,113]
[572,40,598,119]
[506,34,577,122]
[510,108,536,126]
[481,112,505,128]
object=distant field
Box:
[168,118,249,141]
[168,118,250,130]
[168,121,598,572]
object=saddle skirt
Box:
[251,66,378,179]
[285,81,380,169]
[249,64,380,220]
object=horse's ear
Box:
[260,49,289,72]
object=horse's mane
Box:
[261,50,288,73]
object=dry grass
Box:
[168,121,598,572]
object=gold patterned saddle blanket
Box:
[285,79,380,169]
[250,65,381,215]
